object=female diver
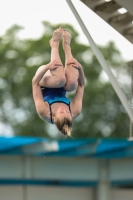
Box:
[32,27,85,137]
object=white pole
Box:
[129,61,133,140]
[65,0,133,123]
[97,160,110,200]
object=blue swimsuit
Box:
[41,87,71,124]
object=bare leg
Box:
[62,30,79,91]
[39,27,66,88]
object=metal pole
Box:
[129,61,133,139]
[97,160,110,200]
[65,0,133,123]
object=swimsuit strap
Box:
[48,104,54,124]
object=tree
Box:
[0,22,130,139]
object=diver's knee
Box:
[64,77,78,91]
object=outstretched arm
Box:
[32,76,47,117]
[71,84,84,118]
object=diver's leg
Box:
[62,30,79,91]
[39,27,66,88]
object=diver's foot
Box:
[49,27,63,47]
[62,30,72,50]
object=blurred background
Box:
[0,0,132,139]
[0,0,133,200]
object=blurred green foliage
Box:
[0,22,130,138]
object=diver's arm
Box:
[33,60,62,84]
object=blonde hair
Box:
[54,117,72,137]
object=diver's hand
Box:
[49,60,62,71]
[67,58,82,70]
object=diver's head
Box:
[54,106,72,136]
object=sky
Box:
[0,0,133,61]
[0,0,133,136]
